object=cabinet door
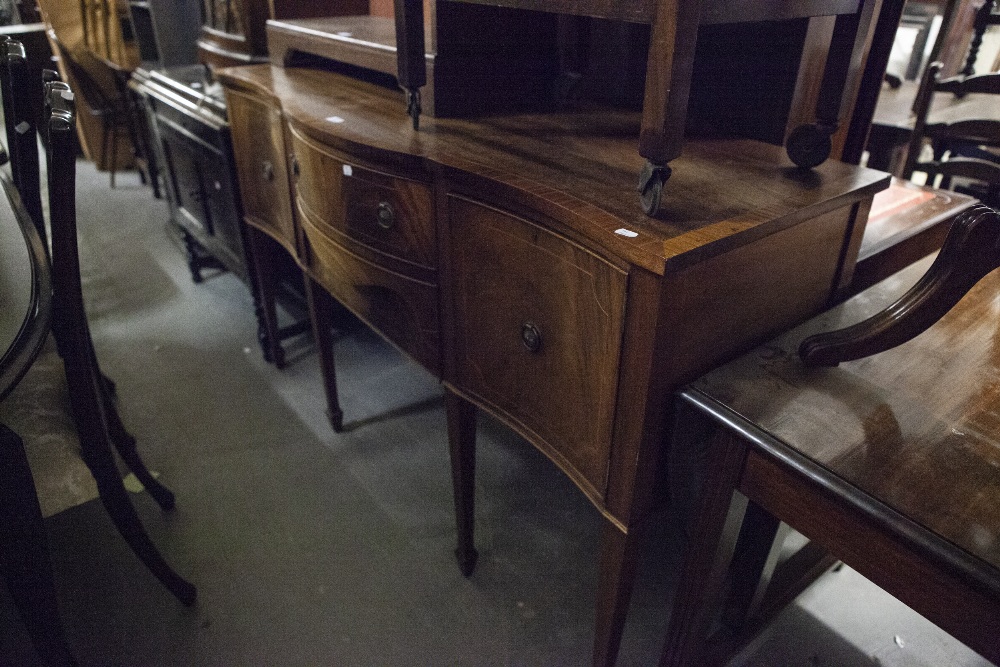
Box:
[448,196,627,498]
[226,88,298,256]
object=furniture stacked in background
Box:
[125,0,366,368]
[0,45,196,665]
[901,62,1000,208]
[215,2,911,661]
[663,204,1000,665]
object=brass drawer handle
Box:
[521,322,542,353]
[376,201,395,230]
[261,160,274,182]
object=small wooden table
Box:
[0,168,75,664]
[661,255,1000,665]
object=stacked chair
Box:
[902,61,1000,209]
[0,37,195,664]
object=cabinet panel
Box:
[448,196,627,496]
[300,212,440,375]
[226,88,298,256]
[290,126,435,272]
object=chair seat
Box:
[0,335,98,517]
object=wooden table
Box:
[661,253,1000,665]
[0,168,75,664]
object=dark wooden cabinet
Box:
[136,66,249,283]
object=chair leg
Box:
[87,341,176,511]
[63,349,195,605]
[0,424,78,666]
[85,446,197,606]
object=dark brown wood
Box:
[393,0,426,129]
[664,316,1000,666]
[445,390,477,575]
[849,178,975,295]
[304,276,344,432]
[448,195,627,499]
[43,83,197,605]
[0,425,76,665]
[801,205,1000,366]
[438,0,862,24]
[1,38,44,245]
[218,63,888,667]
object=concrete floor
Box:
[1,160,994,666]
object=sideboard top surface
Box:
[218,64,888,275]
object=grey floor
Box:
[1,159,994,666]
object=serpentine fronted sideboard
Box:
[218,63,889,666]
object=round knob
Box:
[376,201,395,229]
[521,322,542,353]
[261,160,274,182]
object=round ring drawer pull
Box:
[376,201,395,229]
[521,322,542,353]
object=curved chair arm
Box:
[800,205,1000,366]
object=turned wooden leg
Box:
[445,390,477,576]
[245,226,286,368]
[305,277,343,432]
[0,424,77,666]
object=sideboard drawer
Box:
[300,213,440,375]
[226,88,297,255]
[290,126,435,272]
[448,196,627,498]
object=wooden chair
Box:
[896,61,1000,221]
[50,35,139,188]
[0,79,196,620]
[802,203,1000,365]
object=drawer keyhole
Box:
[261,160,274,182]
[521,322,542,353]
[376,201,395,229]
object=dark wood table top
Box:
[0,170,51,402]
[218,64,888,276]
[688,254,1000,577]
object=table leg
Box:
[660,427,750,667]
[593,519,646,667]
[305,277,343,432]
[0,423,76,665]
[446,390,477,576]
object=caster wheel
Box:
[637,161,671,216]
[786,124,832,169]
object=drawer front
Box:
[290,127,435,271]
[226,89,297,254]
[300,213,440,376]
[448,196,627,497]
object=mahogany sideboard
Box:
[217,63,889,665]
